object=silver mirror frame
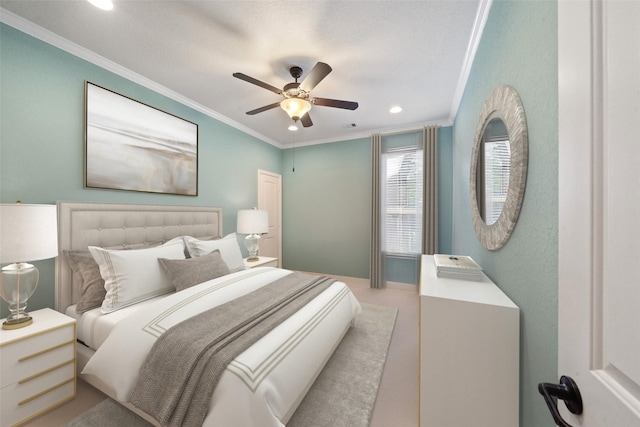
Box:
[470,85,528,250]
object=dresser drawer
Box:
[0,324,75,388]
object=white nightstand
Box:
[0,308,76,427]
[243,256,279,269]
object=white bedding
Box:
[81,267,361,427]
[66,296,165,350]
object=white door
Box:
[557,1,640,425]
[258,169,282,263]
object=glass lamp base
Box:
[244,234,261,262]
[1,262,39,330]
[2,316,33,330]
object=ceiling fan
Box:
[233,62,358,128]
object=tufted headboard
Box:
[55,201,223,313]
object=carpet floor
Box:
[65,302,398,427]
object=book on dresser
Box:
[433,254,484,280]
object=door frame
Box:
[258,169,282,264]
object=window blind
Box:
[381,147,423,255]
[483,139,510,225]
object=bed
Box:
[54,201,362,427]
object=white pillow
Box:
[183,233,245,272]
[89,239,186,313]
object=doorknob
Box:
[538,375,583,427]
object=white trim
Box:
[448,0,493,121]
[0,8,282,148]
[290,118,451,149]
[1,4,481,147]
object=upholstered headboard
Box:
[55,201,223,313]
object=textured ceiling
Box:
[1,0,488,147]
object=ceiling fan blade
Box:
[246,102,280,115]
[312,97,359,110]
[301,112,313,127]
[299,62,332,92]
[233,72,282,95]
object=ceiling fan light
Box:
[280,98,311,121]
[288,124,298,131]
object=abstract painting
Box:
[85,82,198,195]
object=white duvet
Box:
[81,267,362,427]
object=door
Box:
[557,1,640,425]
[258,169,282,264]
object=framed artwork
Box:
[85,82,198,196]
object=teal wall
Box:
[451,1,558,426]
[281,127,453,283]
[2,5,558,422]
[0,22,455,314]
[281,138,371,278]
[0,23,282,316]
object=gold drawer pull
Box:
[18,359,75,384]
[18,377,74,406]
[18,339,74,362]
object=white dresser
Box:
[419,255,519,427]
[0,308,76,427]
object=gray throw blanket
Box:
[128,272,336,427]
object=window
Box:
[381,146,423,255]
[483,138,510,225]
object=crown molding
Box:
[2,6,470,149]
[287,117,453,149]
[448,0,493,122]
[0,8,283,149]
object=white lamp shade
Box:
[237,209,268,235]
[0,204,58,263]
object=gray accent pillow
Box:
[158,249,231,292]
[65,250,106,314]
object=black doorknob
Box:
[538,375,583,427]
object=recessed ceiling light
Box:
[390,106,403,114]
[88,0,114,10]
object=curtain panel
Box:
[422,125,438,255]
[370,133,384,289]
[370,126,438,288]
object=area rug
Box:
[65,302,398,427]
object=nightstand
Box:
[0,308,76,427]
[244,256,279,269]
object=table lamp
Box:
[237,208,268,261]
[0,203,58,330]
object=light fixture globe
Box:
[280,97,311,121]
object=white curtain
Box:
[422,125,438,255]
[370,133,384,289]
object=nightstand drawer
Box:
[0,309,77,426]
[0,364,75,427]
[0,324,75,387]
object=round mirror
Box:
[470,85,528,250]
